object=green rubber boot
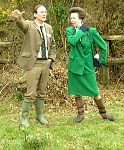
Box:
[35,98,48,125]
[20,98,31,127]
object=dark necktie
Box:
[40,26,46,59]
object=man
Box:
[11,4,56,127]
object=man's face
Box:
[70,12,82,27]
[34,6,47,23]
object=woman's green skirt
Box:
[68,71,99,96]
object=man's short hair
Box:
[69,7,86,20]
[33,4,44,14]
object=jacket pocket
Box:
[21,52,31,57]
[68,55,85,75]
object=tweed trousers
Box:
[25,60,50,101]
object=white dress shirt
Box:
[35,21,48,59]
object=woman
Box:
[65,7,115,123]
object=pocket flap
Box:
[21,53,31,57]
[69,54,74,59]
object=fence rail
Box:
[0,41,22,46]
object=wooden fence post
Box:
[102,35,124,87]
[102,66,109,88]
[102,40,110,88]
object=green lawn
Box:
[0,87,124,150]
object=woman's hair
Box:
[69,7,86,20]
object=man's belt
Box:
[37,58,48,60]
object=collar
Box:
[75,27,79,32]
[34,20,45,28]
[80,24,89,32]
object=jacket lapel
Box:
[44,23,49,46]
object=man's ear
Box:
[34,13,37,18]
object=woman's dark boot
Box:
[94,97,115,121]
[75,96,84,123]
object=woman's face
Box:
[70,12,82,27]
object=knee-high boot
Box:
[20,98,31,127]
[94,97,115,121]
[75,96,84,123]
[35,98,48,125]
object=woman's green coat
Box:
[66,27,108,96]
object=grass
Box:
[0,87,124,150]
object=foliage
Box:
[22,129,48,150]
[83,0,124,35]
